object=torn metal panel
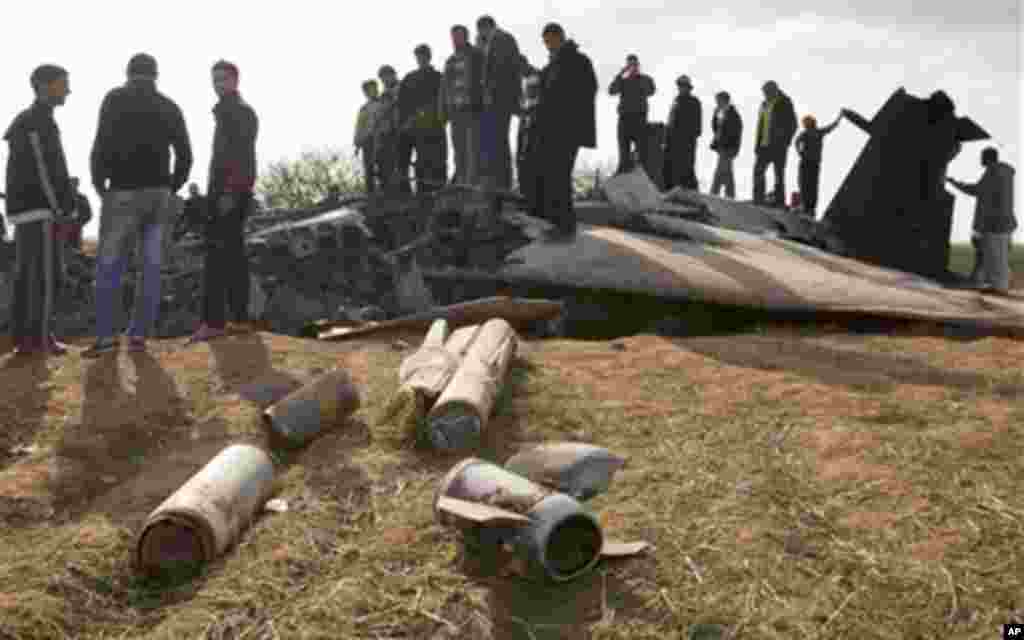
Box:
[318,296,562,341]
[822,87,990,279]
[435,458,605,582]
[489,213,1024,330]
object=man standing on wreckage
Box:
[3,64,77,357]
[526,22,598,240]
[188,60,260,344]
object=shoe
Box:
[48,335,68,356]
[82,338,119,359]
[126,336,147,352]
[13,337,42,357]
[227,320,255,334]
[186,324,226,345]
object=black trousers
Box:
[516,121,536,215]
[361,144,378,194]
[665,138,698,190]
[397,130,448,194]
[616,113,648,173]
[10,220,62,345]
[753,146,788,206]
[798,160,821,214]
[531,139,580,232]
[201,192,251,328]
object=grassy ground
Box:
[0,321,1021,639]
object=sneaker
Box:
[48,335,68,356]
[126,336,147,352]
[82,338,119,359]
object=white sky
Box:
[1,0,1019,243]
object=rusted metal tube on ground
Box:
[135,443,275,575]
[435,458,604,582]
[263,368,361,448]
[427,318,518,451]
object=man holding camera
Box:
[608,54,655,174]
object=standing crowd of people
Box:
[2,18,1017,359]
[3,53,258,357]
[354,16,597,239]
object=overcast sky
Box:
[1,0,1019,242]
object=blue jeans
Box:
[94,187,178,340]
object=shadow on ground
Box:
[47,351,230,527]
[676,335,1023,395]
[208,332,305,407]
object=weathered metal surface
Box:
[319,296,562,341]
[135,444,275,575]
[490,212,1024,331]
[427,318,518,451]
[434,458,604,582]
[504,443,627,501]
[263,369,361,448]
[823,87,990,279]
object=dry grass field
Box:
[0,313,1021,638]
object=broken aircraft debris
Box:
[2,85,1019,340]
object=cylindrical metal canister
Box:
[135,444,275,575]
[504,442,628,501]
[435,458,604,582]
[263,368,361,448]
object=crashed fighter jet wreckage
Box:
[2,85,1021,338]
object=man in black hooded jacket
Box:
[529,23,598,239]
[3,64,75,356]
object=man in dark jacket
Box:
[476,15,521,193]
[396,45,446,194]
[86,53,192,356]
[3,64,75,356]
[189,60,259,344]
[709,90,742,198]
[664,75,702,190]
[530,23,598,239]
[441,25,485,186]
[752,80,798,207]
[374,65,402,192]
[948,147,1017,293]
[608,54,655,174]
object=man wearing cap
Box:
[396,46,446,194]
[753,80,798,207]
[86,53,193,357]
[664,75,702,191]
[476,15,521,196]
[374,65,402,191]
[3,63,75,356]
[608,54,656,174]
